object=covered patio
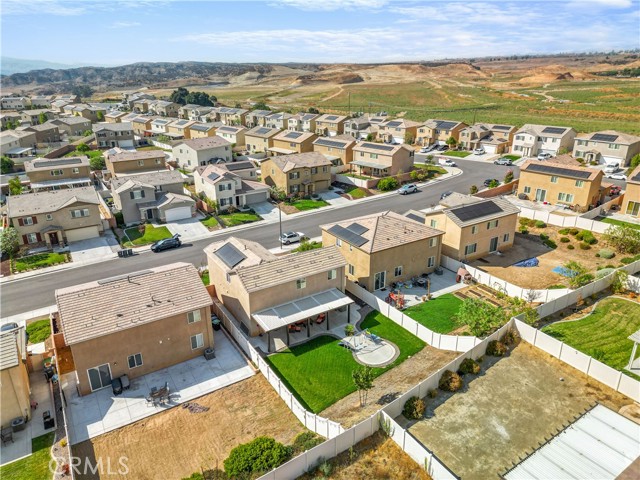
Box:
[350,159,390,178]
[251,289,356,353]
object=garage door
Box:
[66,226,100,242]
[165,206,192,222]
[602,156,621,165]
[484,144,497,154]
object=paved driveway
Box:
[69,234,118,264]
[318,190,351,206]
[252,201,282,221]
[165,217,210,241]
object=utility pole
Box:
[348,92,351,117]
[278,201,283,250]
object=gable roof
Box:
[105,150,165,163]
[196,164,238,185]
[8,186,99,217]
[205,236,278,273]
[515,124,575,137]
[520,159,602,182]
[24,156,89,172]
[174,136,230,150]
[0,331,21,370]
[316,114,347,124]
[575,129,640,145]
[245,126,280,138]
[92,122,133,132]
[112,170,183,192]
[216,125,246,135]
[56,263,212,346]
[313,136,356,149]
[273,130,316,143]
[422,119,466,131]
[437,195,520,228]
[267,152,331,172]
[379,118,422,129]
[352,142,411,155]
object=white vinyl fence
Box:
[517,206,610,233]
[579,196,623,220]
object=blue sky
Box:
[1,0,639,66]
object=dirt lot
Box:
[320,346,458,428]
[72,375,307,480]
[471,227,613,289]
[406,342,636,480]
[297,431,431,480]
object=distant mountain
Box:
[0,57,102,76]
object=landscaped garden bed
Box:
[289,199,329,211]
[26,318,52,344]
[12,252,70,273]
[123,224,172,246]
[443,150,471,158]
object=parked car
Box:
[473,147,485,155]
[606,173,627,181]
[609,185,622,196]
[280,231,306,245]
[494,157,513,166]
[419,146,433,153]
[440,191,453,200]
[438,145,449,152]
[397,184,418,195]
[151,234,181,252]
[483,178,499,187]
[537,152,552,161]
[0,322,18,332]
[604,163,620,174]
[441,159,457,167]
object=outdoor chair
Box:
[1,428,13,445]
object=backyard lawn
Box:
[542,298,640,373]
[13,252,69,273]
[402,294,464,334]
[266,311,425,412]
[443,151,471,158]
[291,199,329,211]
[0,432,55,480]
[219,211,261,227]
[26,318,51,344]
[200,216,219,228]
[599,217,640,231]
[124,224,172,246]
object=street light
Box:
[278,200,283,251]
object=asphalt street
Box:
[1,159,517,317]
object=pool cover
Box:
[514,258,539,267]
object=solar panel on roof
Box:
[215,243,247,269]
[327,225,368,247]
[346,223,369,235]
[541,127,566,135]
[591,133,619,143]
[437,121,457,130]
[284,131,303,139]
[315,138,348,148]
[360,142,394,151]
[405,213,424,223]
[386,121,402,127]
[325,115,339,121]
[207,172,220,181]
[225,162,252,171]
[254,127,272,135]
[33,158,83,167]
[450,201,503,223]
[492,125,510,131]
[525,163,592,180]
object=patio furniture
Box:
[43,410,55,430]
[1,428,13,445]
[316,313,325,324]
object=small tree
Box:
[610,269,629,294]
[603,225,640,255]
[377,177,399,191]
[38,112,48,124]
[82,129,93,136]
[8,176,23,195]
[89,155,106,171]
[96,111,105,121]
[629,153,640,171]
[269,186,286,202]
[352,366,374,407]
[446,136,457,148]
[404,132,414,145]
[470,185,478,194]
[488,179,499,188]
[308,107,320,114]
[1,156,14,174]
[253,101,270,111]
[224,436,290,478]
[365,133,374,141]
[0,227,19,256]
[504,169,514,184]
[76,142,90,153]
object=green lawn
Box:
[13,252,68,273]
[292,241,322,252]
[341,185,370,198]
[291,199,329,211]
[402,294,464,334]
[266,311,425,412]
[0,432,55,480]
[200,216,219,228]
[599,218,640,231]
[26,319,51,344]
[201,270,210,285]
[443,151,471,158]
[542,298,640,373]
[219,212,261,227]
[502,154,521,161]
[123,224,172,246]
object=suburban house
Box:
[623,166,640,218]
[312,135,356,172]
[166,119,196,140]
[105,149,166,177]
[410,193,520,261]
[125,92,155,109]
[179,104,202,119]
[288,113,319,132]
[50,99,72,113]
[93,122,135,149]
[7,186,104,247]
[131,117,153,136]
[150,118,171,136]
[216,125,247,146]
[321,211,444,292]
[518,160,604,211]
[351,142,414,177]
[48,117,92,137]
[265,112,293,130]
[24,156,92,191]
[244,126,280,153]
[65,105,105,123]
[416,119,468,146]
[315,114,347,137]
[30,95,55,108]
[111,170,194,224]
[54,94,81,104]
[54,263,213,396]
[572,130,640,166]
[0,329,31,428]
[511,124,577,157]
[262,152,332,195]
[172,136,232,171]
[21,109,55,126]
[344,115,384,140]
[270,130,317,155]
[205,238,350,351]
[105,111,127,123]
[149,100,180,117]
[194,163,270,211]
[18,124,61,144]
[0,130,37,160]
[377,119,422,144]
[0,112,22,129]
[191,108,216,122]
[189,122,220,139]
[0,96,30,110]
[218,107,248,126]
[244,110,272,128]
[458,123,517,154]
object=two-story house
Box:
[312,135,356,172]
[512,124,577,157]
[104,111,127,123]
[270,130,317,155]
[179,104,203,119]
[218,107,248,126]
[244,110,272,128]
[24,156,92,191]
[93,122,135,149]
[18,124,61,144]
[623,166,640,218]
[518,160,604,211]
[0,329,31,428]
[215,125,247,146]
[0,112,23,130]
[150,118,171,136]
[48,117,92,137]
[262,152,332,195]
[130,116,153,136]
[0,96,30,110]
[29,95,55,108]
[21,109,55,126]
[351,142,414,177]
[172,136,232,171]
[321,211,444,292]
[105,149,166,177]
[265,112,293,130]
[287,113,319,132]
[8,186,104,247]
[572,130,640,167]
[189,122,221,139]
[0,130,37,161]
[244,126,280,153]
[416,119,468,146]
[149,100,180,117]
[194,163,270,211]
[377,119,422,144]
[344,114,385,140]
[54,263,213,395]
[315,114,347,137]
[458,123,517,154]
[166,119,196,140]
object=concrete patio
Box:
[505,195,581,215]
[373,268,465,308]
[61,330,254,445]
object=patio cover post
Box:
[628,341,638,369]
[347,304,351,324]
[326,311,330,331]
[267,331,272,353]
[286,326,290,347]
[307,318,310,338]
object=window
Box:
[576,139,586,146]
[471,225,478,235]
[128,353,143,369]
[219,198,230,206]
[626,201,640,217]
[226,273,231,283]
[187,310,201,323]
[70,209,90,218]
[429,238,438,248]
[575,151,584,158]
[87,363,111,391]
[26,233,38,244]
[516,135,524,141]
[348,264,355,275]
[131,190,145,200]
[503,233,510,242]
[323,166,328,173]
[575,180,584,187]
[427,256,435,268]
[370,153,378,159]
[155,159,162,164]
[45,214,53,221]
[550,176,558,183]
[50,169,63,176]
[296,278,306,289]
[430,219,437,228]
[394,266,403,277]
[558,192,574,203]
[523,186,531,194]
[328,269,337,280]
[464,243,477,256]
[487,220,499,229]
[289,172,300,180]
[336,238,342,247]
[190,333,204,350]
[23,216,34,226]
[72,168,80,174]
[609,143,620,150]
[137,160,145,166]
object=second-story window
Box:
[296,278,307,289]
[187,310,201,324]
[50,169,63,176]
[328,269,337,280]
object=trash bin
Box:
[111,377,123,396]
[211,316,221,331]
[204,348,216,360]
[43,411,55,430]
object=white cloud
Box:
[2,0,87,16]
[110,21,141,29]
[268,0,389,11]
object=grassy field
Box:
[542,298,640,373]
[291,199,329,211]
[13,252,68,272]
[0,433,55,480]
[219,211,261,227]
[402,294,464,334]
[26,318,51,344]
[599,217,640,230]
[266,311,425,412]
[124,224,172,246]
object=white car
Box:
[279,231,306,245]
[473,147,485,155]
[441,159,457,167]
[606,173,627,181]
[537,152,552,161]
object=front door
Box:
[146,209,154,220]
[489,236,499,253]
[87,363,111,392]
[374,271,386,290]
[48,232,59,246]
[535,188,547,202]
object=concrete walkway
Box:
[165,216,210,241]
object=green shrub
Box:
[548,284,566,289]
[574,273,595,288]
[519,228,529,235]
[519,217,531,226]
[567,244,575,250]
[560,237,570,243]
[534,220,546,228]
[543,239,557,249]
[486,340,507,357]
[620,255,640,264]
[579,242,591,250]
[402,396,426,420]
[344,324,355,336]
[558,228,570,235]
[114,211,124,227]
[540,233,549,241]
[428,389,438,398]
[598,249,615,259]
[458,358,480,375]
[318,461,333,477]
[377,177,399,191]
[576,230,597,244]
[224,437,291,478]
[438,370,463,392]
[501,329,520,346]
[569,228,580,236]
[291,431,323,455]
[182,473,205,480]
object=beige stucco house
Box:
[166,119,196,140]
[512,124,577,157]
[270,130,317,155]
[93,122,135,149]
[24,156,92,191]
[313,135,356,172]
[417,119,468,146]
[172,136,232,171]
[218,107,248,126]
[149,100,180,118]
[458,123,516,154]
[287,113,319,132]
[194,162,269,211]
[244,126,280,153]
[216,125,247,146]
[0,130,37,163]
[315,114,347,137]
[244,110,271,128]
[1,329,31,428]
[18,124,61,144]
[189,123,220,139]
[377,119,422,144]
[105,149,166,177]
[623,166,640,218]
[351,142,414,177]
[262,152,332,195]
[48,117,92,137]
[572,130,640,167]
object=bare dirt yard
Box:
[406,342,636,480]
[471,227,612,289]
[72,375,307,480]
[320,346,458,428]
[297,431,431,480]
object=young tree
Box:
[603,225,640,255]
[96,111,105,121]
[504,169,514,184]
[308,107,320,114]
[488,179,499,188]
[269,186,286,202]
[365,133,374,141]
[0,156,14,174]
[185,91,214,107]
[252,101,270,111]
[89,155,106,171]
[8,176,23,195]
[38,112,48,124]
[404,132,415,145]
[0,227,19,256]
[446,136,457,148]
[628,153,640,171]
[469,185,478,194]
[76,142,90,153]
[563,260,593,288]
[352,366,374,407]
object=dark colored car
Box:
[0,322,18,332]
[151,234,181,253]
[483,179,499,187]
[440,191,453,200]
